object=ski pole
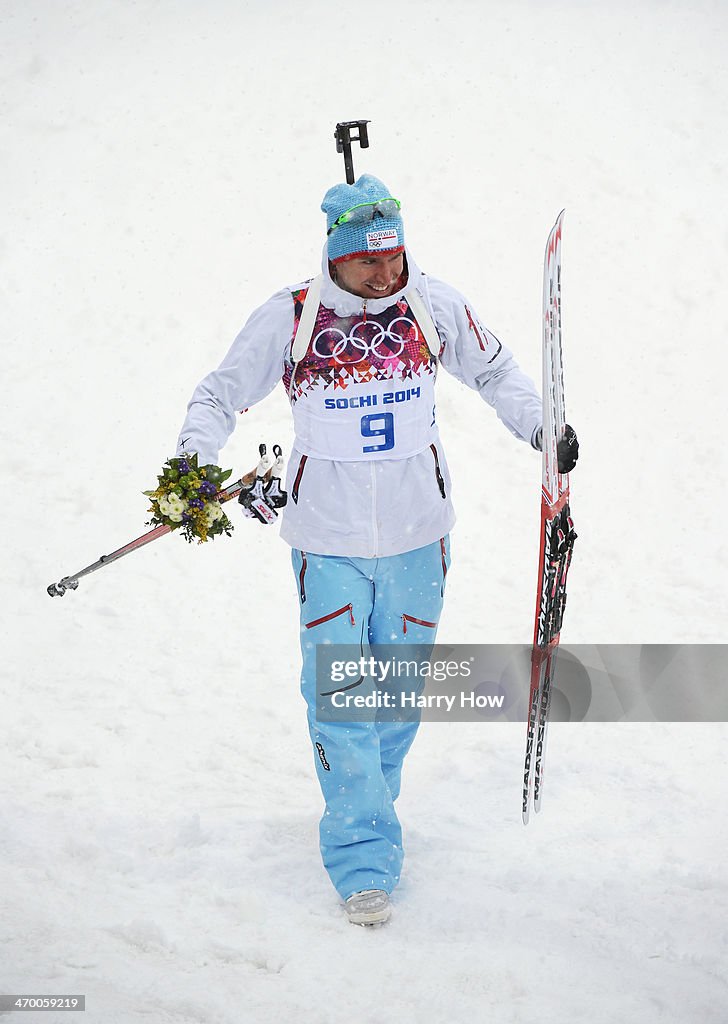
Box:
[46,474,248,598]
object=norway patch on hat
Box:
[366,228,400,251]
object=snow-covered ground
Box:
[3,2,727,1021]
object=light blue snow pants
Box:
[291,537,450,900]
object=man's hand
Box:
[533,424,580,473]
[557,424,579,473]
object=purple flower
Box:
[188,498,204,510]
[182,513,191,523]
[177,459,190,474]
[199,480,217,498]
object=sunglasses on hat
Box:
[327,198,401,236]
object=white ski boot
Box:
[344,890,391,927]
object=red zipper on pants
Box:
[305,603,356,630]
[402,613,437,635]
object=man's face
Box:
[333,251,405,300]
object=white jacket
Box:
[176,248,542,558]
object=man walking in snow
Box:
[174,174,577,925]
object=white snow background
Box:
[3,1,727,1022]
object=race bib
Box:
[286,293,439,461]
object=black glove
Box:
[557,424,579,473]
[533,424,579,473]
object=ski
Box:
[522,211,577,824]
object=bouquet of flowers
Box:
[144,454,234,544]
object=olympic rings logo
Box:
[311,317,419,365]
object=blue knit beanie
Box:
[322,174,405,263]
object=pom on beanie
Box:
[322,174,405,263]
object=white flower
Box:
[158,496,172,515]
[168,512,184,523]
[167,494,186,514]
[205,501,223,523]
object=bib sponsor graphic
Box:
[366,229,399,251]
